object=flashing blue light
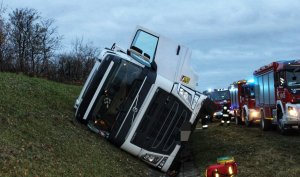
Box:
[208,88,212,92]
[247,79,254,83]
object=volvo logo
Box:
[132,107,138,113]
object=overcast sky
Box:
[3,0,300,91]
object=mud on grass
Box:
[191,122,300,177]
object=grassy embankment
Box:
[0,72,149,177]
[5,72,300,177]
[192,122,300,177]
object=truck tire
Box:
[260,110,271,131]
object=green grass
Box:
[191,122,300,177]
[6,72,300,177]
[0,72,148,177]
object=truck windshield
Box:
[244,84,255,98]
[209,90,230,101]
[90,59,143,134]
[286,70,300,87]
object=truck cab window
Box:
[286,69,300,87]
[131,30,158,62]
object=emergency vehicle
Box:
[204,89,231,119]
[254,60,300,134]
[74,26,211,172]
[229,80,260,126]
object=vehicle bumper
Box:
[283,119,300,125]
[284,103,300,126]
[282,116,300,129]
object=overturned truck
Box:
[74,26,213,172]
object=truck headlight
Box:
[158,157,168,169]
[214,170,220,177]
[142,153,162,165]
[250,110,259,118]
[288,106,298,117]
[179,88,192,104]
[192,95,200,109]
[228,166,233,175]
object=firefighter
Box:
[201,115,209,129]
[220,102,231,126]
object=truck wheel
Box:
[260,111,271,131]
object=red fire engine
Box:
[204,89,231,119]
[229,80,260,126]
[253,60,300,134]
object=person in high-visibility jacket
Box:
[220,103,231,125]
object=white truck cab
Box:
[74,26,208,172]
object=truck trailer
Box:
[253,60,300,134]
[74,26,212,172]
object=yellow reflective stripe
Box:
[265,117,273,120]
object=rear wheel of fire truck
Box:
[243,109,251,127]
[260,110,271,131]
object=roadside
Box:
[191,122,300,177]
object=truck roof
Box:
[253,60,300,75]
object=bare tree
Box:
[8,8,61,75]
[0,3,14,72]
[39,19,61,76]
[8,8,39,72]
[72,38,93,80]
[2,7,98,85]
[54,38,100,83]
[72,38,100,82]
